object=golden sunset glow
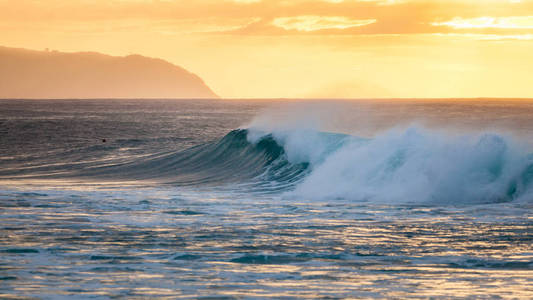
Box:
[1,0,532,98]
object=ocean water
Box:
[0,99,532,299]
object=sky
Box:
[1,0,532,98]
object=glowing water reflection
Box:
[1,188,531,298]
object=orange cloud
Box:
[432,16,533,29]
[272,16,376,32]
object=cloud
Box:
[353,0,404,5]
[324,0,403,4]
[432,16,533,29]
[232,0,261,3]
[272,16,376,32]
[2,0,533,37]
[431,32,533,41]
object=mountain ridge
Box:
[0,46,218,99]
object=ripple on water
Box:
[1,248,40,254]
[0,189,531,299]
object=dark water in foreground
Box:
[0,99,532,299]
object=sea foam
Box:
[247,125,533,204]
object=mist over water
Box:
[246,100,533,203]
[1,99,532,298]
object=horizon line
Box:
[1,97,533,101]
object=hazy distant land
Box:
[0,46,218,99]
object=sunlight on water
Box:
[1,188,531,298]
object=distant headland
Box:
[0,46,218,99]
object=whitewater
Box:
[1,99,532,298]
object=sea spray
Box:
[243,103,533,203]
[265,127,533,204]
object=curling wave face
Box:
[98,129,310,189]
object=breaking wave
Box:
[3,126,533,203]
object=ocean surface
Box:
[0,99,532,299]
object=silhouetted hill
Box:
[0,46,218,99]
